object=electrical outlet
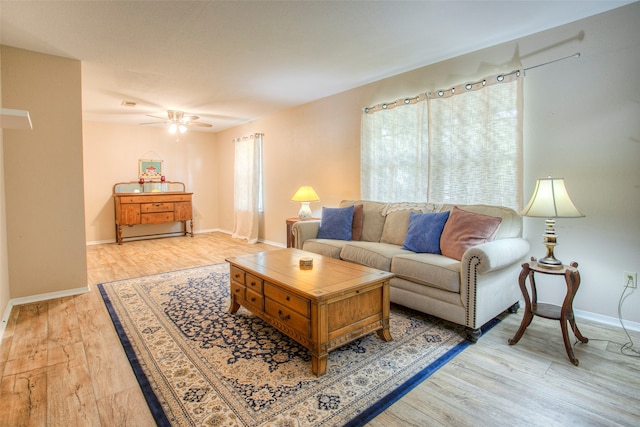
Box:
[624,271,637,288]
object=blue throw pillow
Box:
[402,211,451,254]
[317,205,355,240]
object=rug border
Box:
[98,283,172,427]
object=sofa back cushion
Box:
[380,202,442,245]
[340,200,387,242]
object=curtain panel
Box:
[361,70,522,210]
[232,133,263,244]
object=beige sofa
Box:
[291,200,530,342]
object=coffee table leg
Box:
[377,323,392,341]
[312,355,328,376]
[228,296,240,314]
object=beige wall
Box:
[1,46,88,299]
[82,121,218,243]
[0,48,9,319]
[215,4,640,323]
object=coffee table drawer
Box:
[230,266,246,284]
[230,281,245,300]
[264,282,310,317]
[265,299,309,336]
[245,288,264,309]
[246,273,263,293]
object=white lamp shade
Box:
[521,178,584,218]
[291,186,320,202]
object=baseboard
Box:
[519,299,640,333]
[86,228,226,246]
[574,308,640,333]
[0,285,90,344]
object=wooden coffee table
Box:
[226,248,394,376]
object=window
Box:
[361,71,522,209]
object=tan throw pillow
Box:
[352,204,364,241]
[440,206,502,261]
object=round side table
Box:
[508,257,588,365]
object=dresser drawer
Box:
[246,273,263,293]
[141,212,175,224]
[230,281,245,300]
[245,288,264,309]
[230,267,246,284]
[141,202,174,213]
[264,282,310,317]
[265,299,309,336]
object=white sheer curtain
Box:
[232,133,263,244]
[361,97,428,202]
[361,71,522,209]
[427,72,523,209]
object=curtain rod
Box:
[524,52,580,72]
[363,52,581,113]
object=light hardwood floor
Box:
[1,232,639,426]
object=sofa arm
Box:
[291,220,321,249]
[462,237,530,274]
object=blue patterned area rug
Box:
[99,263,475,426]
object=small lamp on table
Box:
[291,186,320,219]
[520,177,585,269]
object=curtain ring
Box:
[497,75,504,82]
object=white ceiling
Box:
[0,1,632,132]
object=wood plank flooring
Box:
[1,232,639,426]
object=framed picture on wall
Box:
[139,159,163,181]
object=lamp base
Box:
[537,218,564,269]
[537,255,563,270]
[298,202,313,219]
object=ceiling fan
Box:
[140,110,213,133]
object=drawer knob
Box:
[250,296,256,302]
[278,310,291,321]
[285,296,290,301]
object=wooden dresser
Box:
[113,181,194,244]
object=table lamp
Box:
[291,186,320,219]
[520,177,585,269]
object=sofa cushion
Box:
[317,205,354,240]
[380,210,411,245]
[401,211,451,254]
[391,253,461,293]
[302,239,347,259]
[440,206,502,261]
[339,200,387,242]
[340,241,410,271]
[352,204,364,241]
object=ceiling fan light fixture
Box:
[168,123,178,134]
[179,124,187,134]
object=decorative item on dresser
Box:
[113,181,193,244]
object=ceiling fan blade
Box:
[139,120,169,125]
[184,121,213,128]
[146,114,170,120]
[181,115,199,122]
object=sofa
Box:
[291,200,530,341]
